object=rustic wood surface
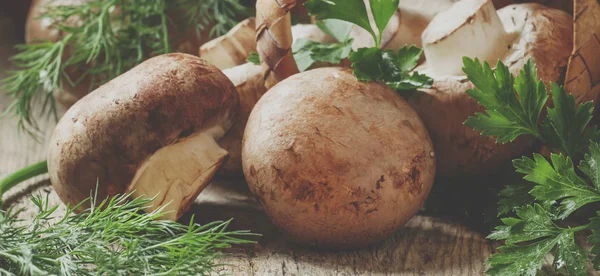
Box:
[0,16,499,276]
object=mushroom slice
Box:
[407,1,574,177]
[422,0,510,76]
[47,53,239,220]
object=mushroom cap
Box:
[242,67,435,248]
[48,53,238,215]
[407,3,573,177]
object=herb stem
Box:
[0,160,48,206]
[568,223,590,233]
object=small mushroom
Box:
[47,53,239,220]
[406,0,575,176]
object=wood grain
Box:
[0,15,497,276]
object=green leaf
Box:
[554,232,588,276]
[486,205,561,276]
[247,52,260,65]
[349,47,384,81]
[316,19,354,43]
[386,72,432,90]
[292,38,319,72]
[395,45,423,72]
[581,142,600,192]
[349,46,431,91]
[497,183,535,216]
[291,38,353,72]
[369,0,399,46]
[589,211,600,270]
[463,58,547,143]
[489,205,560,244]
[311,41,353,64]
[304,0,376,42]
[541,83,597,158]
[486,236,559,276]
[514,153,600,219]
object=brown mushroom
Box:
[47,53,239,221]
[242,67,435,248]
[242,0,435,249]
[406,0,575,177]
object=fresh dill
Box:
[2,0,246,136]
[0,191,255,275]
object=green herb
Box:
[350,46,432,90]
[2,0,246,136]
[247,52,261,65]
[463,57,600,156]
[0,190,255,275]
[0,161,48,208]
[303,0,432,92]
[462,58,600,275]
[292,19,354,72]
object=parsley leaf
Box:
[589,212,600,269]
[514,152,600,219]
[488,204,560,243]
[554,231,588,276]
[368,0,399,46]
[463,58,600,276]
[302,0,431,92]
[292,38,353,72]
[487,204,589,276]
[247,52,260,65]
[486,206,561,276]
[304,0,376,45]
[349,46,432,91]
[497,183,535,216]
[291,19,354,72]
[463,58,547,143]
[542,83,599,158]
[316,19,354,43]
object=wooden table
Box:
[0,18,494,276]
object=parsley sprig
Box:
[0,190,255,275]
[300,0,432,91]
[463,57,600,275]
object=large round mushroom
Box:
[406,0,575,177]
[47,53,238,221]
[242,67,436,248]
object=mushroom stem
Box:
[422,0,510,76]
[127,127,229,221]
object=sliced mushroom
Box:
[47,53,239,220]
[406,0,574,176]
